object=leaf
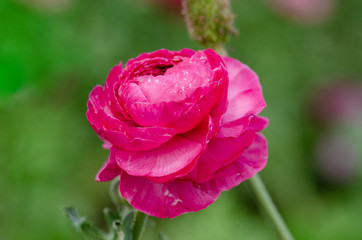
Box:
[122,211,136,240]
[64,206,107,240]
[103,208,121,229]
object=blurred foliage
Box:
[1,0,362,239]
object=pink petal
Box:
[127,81,224,133]
[118,133,267,218]
[212,133,268,191]
[102,140,112,149]
[249,116,269,132]
[217,115,253,138]
[103,64,130,119]
[125,49,195,69]
[146,116,214,183]
[120,49,195,80]
[121,49,228,134]
[185,130,255,182]
[119,171,221,218]
[113,116,213,180]
[95,156,121,182]
[220,57,266,136]
[217,115,269,138]
[112,136,202,178]
[87,86,177,151]
[137,51,213,103]
[208,84,229,137]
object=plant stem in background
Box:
[247,174,295,240]
[212,42,228,57]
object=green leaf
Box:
[122,211,136,240]
[103,208,120,229]
[64,206,107,240]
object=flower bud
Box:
[182,0,238,47]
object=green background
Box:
[1,0,362,239]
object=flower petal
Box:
[121,50,228,134]
[216,115,252,138]
[185,130,255,182]
[86,86,177,151]
[145,115,214,183]
[137,51,213,103]
[119,171,221,218]
[95,156,121,182]
[126,81,224,133]
[125,49,195,70]
[219,57,266,137]
[113,116,213,180]
[249,116,269,132]
[104,64,125,117]
[112,136,202,178]
[216,115,269,138]
[118,133,267,218]
[212,133,268,191]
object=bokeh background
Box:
[1,0,362,239]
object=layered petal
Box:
[118,133,267,218]
[104,64,125,118]
[112,137,202,178]
[113,116,214,181]
[137,53,213,103]
[88,50,269,219]
[119,171,221,218]
[216,115,269,138]
[126,81,224,133]
[95,156,121,182]
[185,130,255,182]
[212,133,268,191]
[248,116,269,132]
[86,86,177,151]
[219,57,266,138]
[120,50,228,134]
[125,49,195,73]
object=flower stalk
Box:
[133,211,148,240]
[247,174,295,240]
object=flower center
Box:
[138,64,174,77]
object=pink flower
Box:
[87,49,268,218]
[267,0,336,24]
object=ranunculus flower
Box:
[266,0,336,24]
[87,49,268,218]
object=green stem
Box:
[212,42,228,57]
[247,174,294,240]
[133,211,148,240]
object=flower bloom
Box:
[87,49,268,218]
[267,0,336,24]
